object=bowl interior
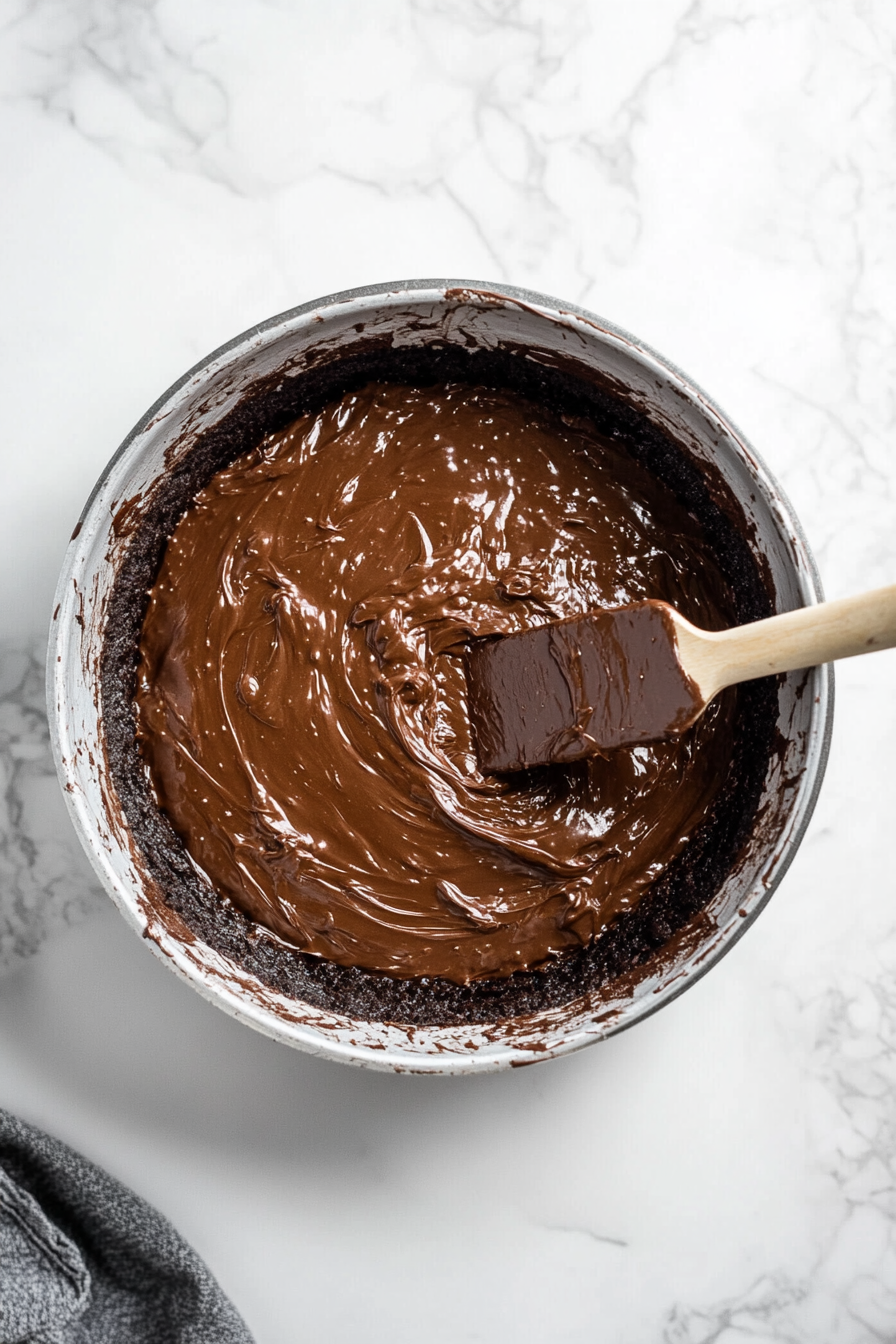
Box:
[50,281,830,1073]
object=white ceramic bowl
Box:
[48,280,832,1073]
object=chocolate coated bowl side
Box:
[49,280,832,1074]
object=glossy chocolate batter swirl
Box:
[135,383,737,985]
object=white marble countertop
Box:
[2,3,895,1340]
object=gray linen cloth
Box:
[0,1109,254,1343]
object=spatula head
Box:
[463,600,702,774]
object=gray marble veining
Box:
[0,643,102,976]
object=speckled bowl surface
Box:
[49,280,832,1072]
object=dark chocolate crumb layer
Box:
[101,342,778,1027]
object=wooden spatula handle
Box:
[677,583,896,700]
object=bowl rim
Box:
[48,277,834,1072]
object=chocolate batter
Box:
[135,382,740,986]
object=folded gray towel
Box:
[0,1109,254,1343]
